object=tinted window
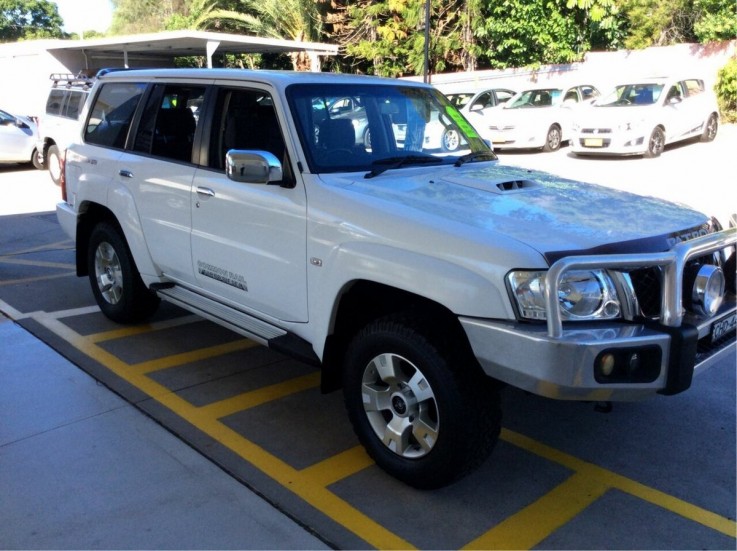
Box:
[46,90,65,115]
[208,88,287,171]
[85,83,146,149]
[133,84,205,163]
[62,91,86,120]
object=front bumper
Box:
[461,228,737,401]
[571,130,649,155]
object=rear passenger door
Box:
[190,84,308,323]
[118,81,208,284]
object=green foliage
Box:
[0,0,65,41]
[621,0,698,48]
[693,0,737,42]
[715,56,737,123]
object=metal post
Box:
[423,0,430,83]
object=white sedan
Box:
[571,77,720,158]
[481,84,600,152]
[0,109,42,167]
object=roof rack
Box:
[49,72,95,90]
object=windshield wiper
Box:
[364,155,442,179]
[454,151,497,167]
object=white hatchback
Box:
[571,77,719,158]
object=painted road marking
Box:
[12,306,737,549]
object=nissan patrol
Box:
[57,69,736,488]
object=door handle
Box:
[119,169,133,178]
[196,187,216,198]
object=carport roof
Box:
[46,30,338,58]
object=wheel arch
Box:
[320,280,485,393]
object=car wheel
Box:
[363,128,372,150]
[700,113,718,142]
[644,127,665,158]
[47,144,62,185]
[542,124,562,152]
[87,222,160,323]
[442,128,461,152]
[343,314,502,489]
[31,148,45,170]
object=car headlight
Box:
[507,270,622,321]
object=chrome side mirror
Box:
[226,150,283,184]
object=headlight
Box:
[507,270,622,321]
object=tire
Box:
[47,144,62,185]
[700,113,718,142]
[542,124,562,152]
[441,128,461,152]
[342,314,502,489]
[87,222,160,323]
[363,127,372,150]
[31,148,45,170]
[644,127,665,158]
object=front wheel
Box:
[87,222,159,323]
[441,128,461,152]
[542,124,562,152]
[644,127,665,158]
[31,148,45,170]
[343,315,501,489]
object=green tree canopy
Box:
[0,0,65,41]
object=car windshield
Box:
[597,83,664,106]
[286,83,493,174]
[506,89,562,109]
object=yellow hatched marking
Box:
[0,257,75,270]
[299,446,375,487]
[89,314,203,343]
[197,372,320,418]
[129,339,259,375]
[33,313,414,550]
[464,470,608,550]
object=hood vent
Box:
[496,179,537,192]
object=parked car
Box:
[36,73,93,184]
[0,108,42,167]
[446,88,516,115]
[482,84,600,152]
[57,68,735,489]
[571,77,719,158]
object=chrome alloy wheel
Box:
[360,352,439,458]
[94,241,124,305]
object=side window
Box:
[684,79,704,97]
[495,90,515,104]
[208,88,288,174]
[84,82,146,149]
[133,84,206,163]
[563,89,579,103]
[471,92,492,109]
[666,83,684,102]
[46,90,65,116]
[62,91,85,120]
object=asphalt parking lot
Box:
[1,126,736,549]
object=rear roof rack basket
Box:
[49,73,95,90]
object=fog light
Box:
[691,264,725,316]
[600,353,615,376]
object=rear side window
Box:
[46,90,65,115]
[132,83,206,163]
[84,82,146,149]
[62,91,86,120]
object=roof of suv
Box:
[97,68,432,91]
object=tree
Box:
[110,0,190,35]
[693,0,737,42]
[620,0,697,48]
[0,0,65,41]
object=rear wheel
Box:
[47,144,62,185]
[542,124,562,152]
[644,127,665,158]
[343,314,501,488]
[442,128,461,151]
[87,222,159,323]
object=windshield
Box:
[597,83,664,106]
[286,83,492,174]
[506,88,562,109]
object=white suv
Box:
[36,73,93,184]
[57,68,736,488]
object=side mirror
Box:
[469,103,484,112]
[226,150,283,184]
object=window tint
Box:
[208,88,287,172]
[684,79,704,96]
[133,84,205,162]
[46,90,65,115]
[85,82,146,149]
[62,91,86,120]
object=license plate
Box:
[711,312,737,343]
[584,138,604,147]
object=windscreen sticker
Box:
[445,105,479,138]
